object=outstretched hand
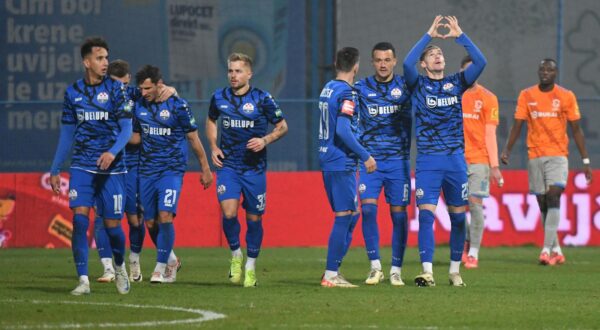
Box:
[443,16,463,38]
[427,15,446,38]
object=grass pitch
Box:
[1,247,599,329]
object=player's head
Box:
[371,42,396,81]
[81,37,109,78]
[227,53,253,91]
[335,47,360,74]
[135,65,163,102]
[419,44,444,74]
[538,58,557,86]
[108,59,131,85]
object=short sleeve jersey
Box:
[514,84,580,159]
[61,76,132,174]
[208,87,284,175]
[318,79,361,171]
[462,84,499,164]
[355,75,412,160]
[134,96,198,177]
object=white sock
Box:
[79,275,89,284]
[324,270,338,280]
[551,246,563,255]
[422,262,433,274]
[232,248,243,258]
[370,259,382,271]
[129,252,140,263]
[154,262,167,274]
[245,257,256,271]
[468,247,479,259]
[541,247,550,254]
[115,263,126,272]
[449,261,461,274]
[101,258,113,271]
[168,250,177,264]
[390,266,401,275]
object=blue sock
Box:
[129,222,145,254]
[94,215,112,259]
[361,204,380,261]
[72,214,89,276]
[342,212,360,259]
[105,226,126,266]
[222,216,241,251]
[418,209,435,263]
[326,214,352,271]
[449,212,466,262]
[147,223,158,247]
[391,211,408,267]
[246,219,263,258]
[157,222,175,264]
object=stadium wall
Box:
[1,170,600,248]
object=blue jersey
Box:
[411,72,469,156]
[134,95,198,177]
[124,86,140,171]
[355,75,412,160]
[208,87,284,175]
[318,79,361,171]
[61,76,132,174]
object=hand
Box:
[246,137,267,153]
[364,156,377,173]
[443,16,463,38]
[211,148,224,168]
[200,170,213,189]
[584,165,593,185]
[50,175,61,195]
[97,152,116,170]
[490,166,504,187]
[427,15,446,38]
[500,149,510,165]
[156,84,176,102]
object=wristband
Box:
[583,158,590,165]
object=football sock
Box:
[105,226,126,267]
[326,214,352,271]
[231,248,243,258]
[246,257,256,271]
[391,211,408,267]
[418,210,435,263]
[361,204,380,261]
[342,212,360,258]
[468,247,479,259]
[449,212,466,262]
[422,262,433,274]
[222,216,241,251]
[449,261,461,274]
[156,222,174,264]
[246,219,263,258]
[101,258,113,271]
[79,275,89,284]
[147,224,158,246]
[129,252,139,263]
[72,214,89,276]
[390,266,402,275]
[129,222,145,254]
[94,215,112,259]
[370,259,382,271]
[543,208,560,251]
[324,270,338,280]
[168,250,178,264]
[468,202,484,251]
[154,262,167,275]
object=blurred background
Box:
[1,0,599,172]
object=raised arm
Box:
[403,15,443,87]
[445,16,486,85]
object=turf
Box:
[1,247,599,329]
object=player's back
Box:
[462,84,499,165]
[318,79,360,171]
[355,75,412,161]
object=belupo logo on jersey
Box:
[97,92,109,104]
[222,116,231,129]
[368,105,378,116]
[390,88,402,99]
[242,103,255,114]
[160,109,170,120]
[426,95,459,108]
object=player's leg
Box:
[240,173,266,287]
[465,164,490,268]
[68,169,95,295]
[543,157,568,265]
[358,164,383,284]
[443,169,469,287]
[98,173,129,294]
[216,168,243,284]
[93,200,115,283]
[529,157,552,264]
[384,159,410,286]
[321,171,358,288]
[125,168,145,282]
[139,176,159,280]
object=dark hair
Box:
[80,37,108,59]
[540,58,557,68]
[135,65,162,85]
[335,47,359,72]
[107,59,130,78]
[372,42,396,57]
[460,55,472,68]
[419,44,441,62]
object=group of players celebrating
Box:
[50,16,592,294]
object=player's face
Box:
[538,61,557,85]
[420,47,445,73]
[110,74,131,86]
[139,78,159,102]
[83,47,109,78]
[228,61,252,91]
[372,49,396,81]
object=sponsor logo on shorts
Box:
[416,188,424,199]
[217,185,226,195]
[68,189,78,200]
[358,184,366,193]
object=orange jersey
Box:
[462,84,499,164]
[514,84,580,159]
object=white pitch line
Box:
[1,299,226,329]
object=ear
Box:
[420,61,426,69]
[83,57,90,70]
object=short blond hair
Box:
[228,53,253,68]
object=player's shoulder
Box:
[170,94,190,109]
[249,86,274,100]
[476,84,498,99]
[554,84,575,97]
[211,87,229,99]
[65,79,84,95]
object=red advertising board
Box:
[1,171,599,248]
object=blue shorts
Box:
[415,154,468,207]
[139,175,183,221]
[124,166,140,215]
[359,159,410,206]
[69,168,125,219]
[216,168,266,215]
[322,171,358,212]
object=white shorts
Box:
[467,163,490,198]
[528,156,568,194]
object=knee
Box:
[362,203,377,219]
[545,193,561,208]
[145,220,156,231]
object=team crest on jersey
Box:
[359,184,366,193]
[242,103,255,114]
[390,88,402,99]
[68,189,78,200]
[415,188,424,199]
[275,109,283,117]
[552,99,560,111]
[474,100,483,112]
[97,92,109,104]
[443,83,454,91]
[217,184,226,195]
[160,109,170,120]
